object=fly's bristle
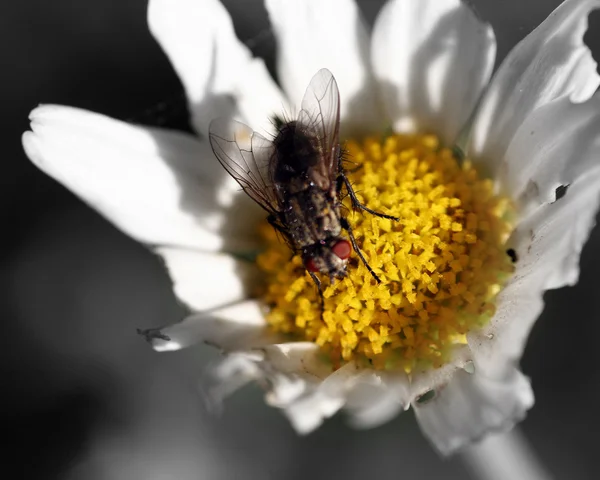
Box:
[339,147,362,173]
[271,114,286,131]
[271,105,296,133]
[338,145,349,162]
[339,190,350,202]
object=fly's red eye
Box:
[332,240,352,260]
[306,258,319,272]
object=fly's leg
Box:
[307,270,325,319]
[341,217,382,284]
[337,147,396,220]
[267,214,286,234]
[340,173,399,221]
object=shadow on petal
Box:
[147,126,265,255]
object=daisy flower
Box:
[22,0,600,456]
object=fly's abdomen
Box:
[282,187,342,250]
[282,196,316,249]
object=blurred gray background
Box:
[2,0,599,478]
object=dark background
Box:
[2,1,599,478]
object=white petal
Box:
[344,371,411,429]
[409,345,473,398]
[318,361,361,395]
[468,280,545,378]
[266,375,308,409]
[282,389,345,435]
[261,342,333,382]
[253,343,347,433]
[467,0,600,169]
[371,0,496,145]
[470,95,600,370]
[148,0,287,136]
[23,105,261,251]
[155,247,259,312]
[205,352,263,408]
[504,96,600,211]
[265,0,381,135]
[503,96,600,291]
[413,365,534,456]
[142,300,272,352]
[210,342,344,433]
[473,175,600,369]
[284,362,409,432]
[270,356,354,434]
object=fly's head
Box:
[303,238,352,280]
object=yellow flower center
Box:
[256,133,515,372]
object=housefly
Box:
[209,68,398,306]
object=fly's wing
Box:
[209,118,280,215]
[296,68,341,186]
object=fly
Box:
[209,68,398,309]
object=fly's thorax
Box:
[271,121,321,184]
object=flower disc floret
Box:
[257,133,515,372]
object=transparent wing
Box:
[209,117,279,214]
[296,68,341,183]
